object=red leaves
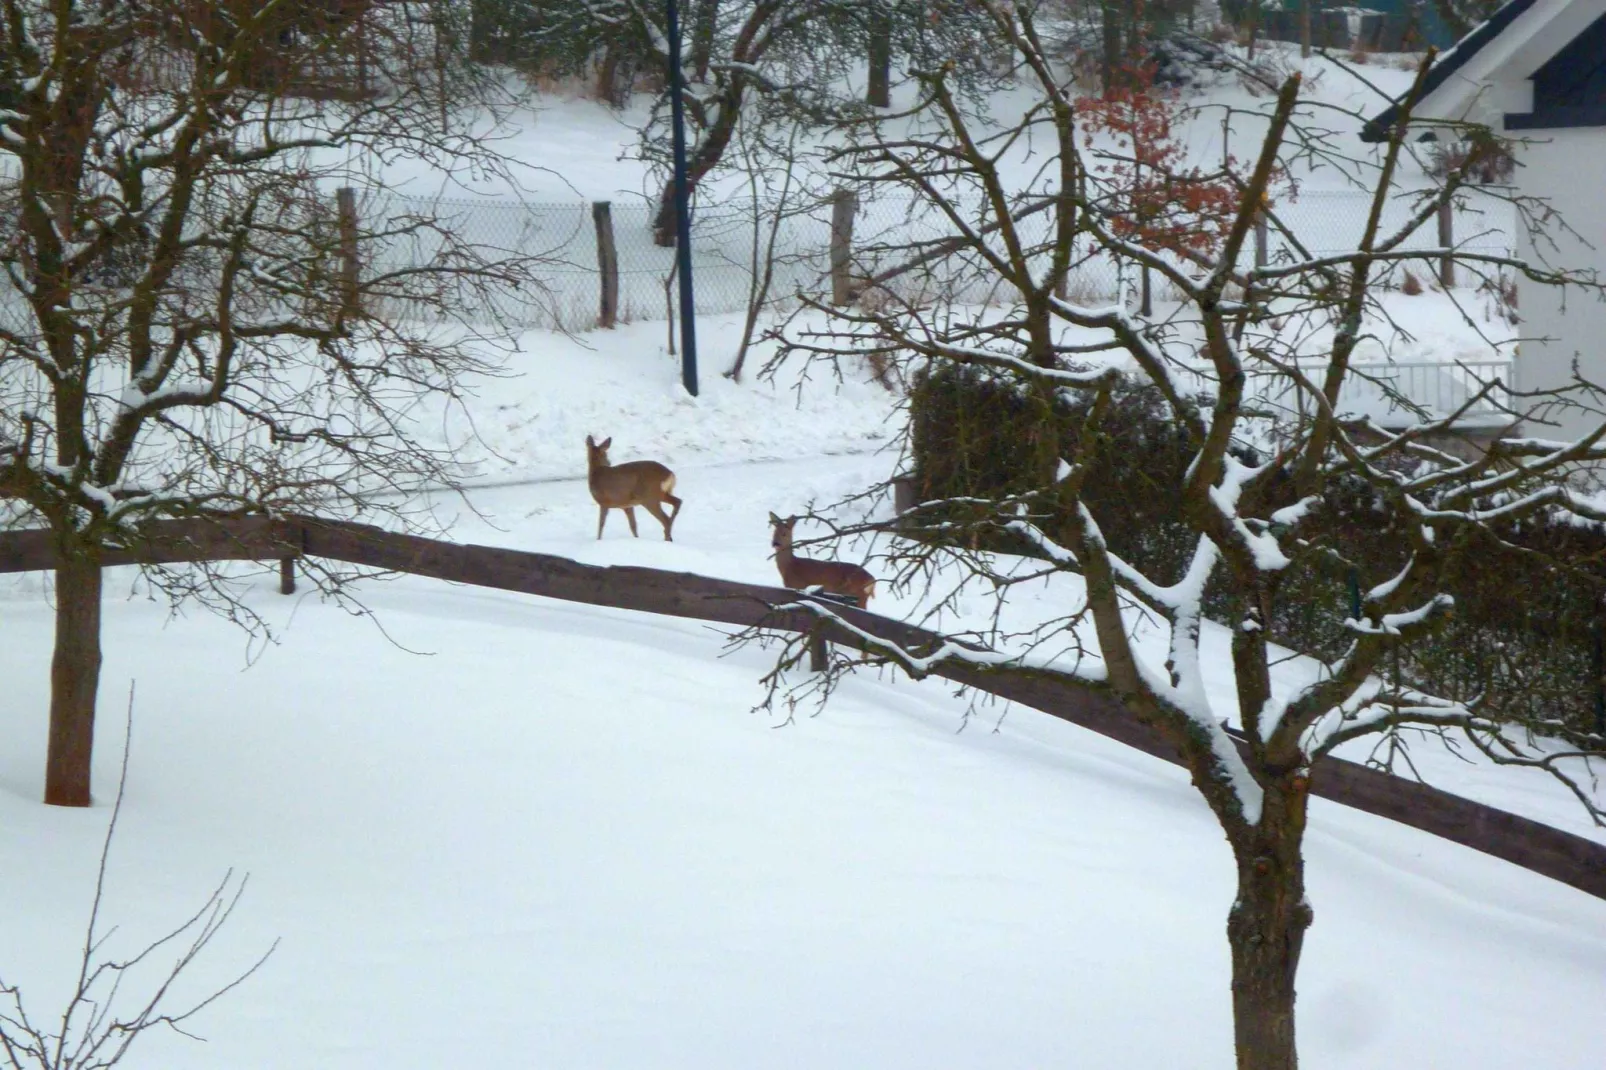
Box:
[1076,62,1249,261]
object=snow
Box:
[4,447,1606,1068]
[423,316,902,486]
[4,41,1605,1070]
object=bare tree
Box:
[0,2,553,805]
[744,5,1606,1068]
[725,111,813,382]
[1427,0,1504,39]
[517,0,1014,246]
[0,692,275,1068]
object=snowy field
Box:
[4,311,1606,1069]
[3,38,1599,1070]
[354,42,1518,329]
[418,287,1519,491]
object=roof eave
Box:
[1359,0,1541,142]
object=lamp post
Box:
[665,0,699,396]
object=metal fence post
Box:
[665,0,699,396]
[592,200,619,329]
[830,187,859,306]
[1438,198,1454,289]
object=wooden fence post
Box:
[1438,198,1454,289]
[593,200,619,329]
[893,473,918,515]
[279,557,296,595]
[830,187,859,306]
[1140,264,1153,317]
[1254,211,1269,270]
[355,9,371,98]
[809,630,829,673]
[336,187,360,317]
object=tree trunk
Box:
[690,0,719,82]
[597,39,623,107]
[45,547,104,807]
[1226,784,1314,1070]
[1100,1,1123,95]
[867,6,892,108]
[652,82,744,247]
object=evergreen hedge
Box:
[908,365,1606,736]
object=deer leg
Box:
[625,507,640,537]
[643,499,673,541]
[597,506,608,540]
[663,492,683,522]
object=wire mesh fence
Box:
[357,183,1512,330]
[0,185,1520,336]
[1263,186,1516,285]
[359,191,836,331]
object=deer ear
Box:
[585,434,595,448]
[768,512,781,524]
[600,437,612,450]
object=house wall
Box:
[1512,129,1606,444]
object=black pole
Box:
[665,0,699,397]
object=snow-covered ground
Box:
[4,308,1606,1069]
[391,41,1432,204]
[423,286,1518,490]
[4,453,1606,1070]
[4,41,1598,1070]
[370,41,1518,330]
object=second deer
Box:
[586,435,682,540]
[768,513,875,609]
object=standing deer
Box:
[586,435,682,541]
[768,513,876,608]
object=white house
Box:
[1362,0,1606,445]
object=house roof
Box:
[1360,0,1539,141]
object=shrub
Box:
[908,367,1606,736]
[1425,136,1517,186]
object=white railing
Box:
[1171,358,1515,430]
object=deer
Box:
[585,435,682,541]
[768,512,876,609]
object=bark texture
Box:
[1227,784,1314,1070]
[45,548,104,807]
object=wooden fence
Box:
[3,515,1604,901]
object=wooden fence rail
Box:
[3,515,1604,901]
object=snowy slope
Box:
[3,454,1606,1070]
[399,41,1430,204]
[3,42,1600,1070]
[424,286,1517,491]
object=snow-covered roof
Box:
[1361,0,1606,140]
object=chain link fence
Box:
[0,186,1520,335]
[360,191,836,331]
[359,184,1512,329]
